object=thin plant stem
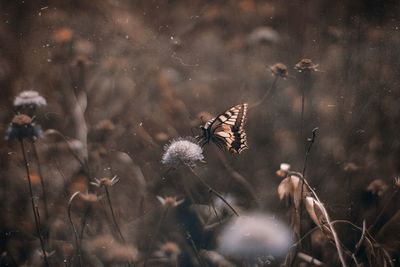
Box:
[368,189,398,232]
[289,172,348,267]
[249,75,279,110]
[104,187,126,243]
[292,127,318,266]
[185,230,208,267]
[20,139,50,267]
[31,142,50,221]
[143,206,169,267]
[68,192,83,267]
[188,167,239,216]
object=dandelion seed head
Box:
[218,213,292,260]
[13,90,47,108]
[161,137,204,168]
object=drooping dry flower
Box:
[305,197,334,241]
[14,90,47,108]
[5,114,42,141]
[161,137,204,168]
[294,58,319,72]
[277,174,309,209]
[270,63,288,78]
[156,196,184,207]
[304,197,325,228]
[218,213,292,259]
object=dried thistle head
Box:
[14,90,47,109]
[366,179,388,197]
[270,63,288,79]
[294,58,319,73]
[91,176,119,188]
[275,163,291,177]
[161,137,204,168]
[5,114,42,141]
[156,196,184,207]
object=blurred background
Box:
[0,0,399,266]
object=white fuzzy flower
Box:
[218,213,292,260]
[161,137,204,168]
[14,90,47,108]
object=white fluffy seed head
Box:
[161,137,204,168]
[218,213,292,260]
[14,90,47,108]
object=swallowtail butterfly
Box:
[199,103,248,154]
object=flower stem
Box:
[188,167,239,216]
[31,142,49,221]
[68,192,83,267]
[20,139,50,267]
[143,206,169,267]
[104,187,126,243]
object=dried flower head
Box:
[86,235,138,263]
[343,162,359,173]
[14,90,47,108]
[277,174,310,210]
[276,163,291,177]
[294,58,319,72]
[160,242,181,257]
[95,119,115,131]
[270,63,288,78]
[218,213,292,259]
[366,179,388,197]
[78,192,101,203]
[156,196,184,207]
[5,114,42,141]
[91,176,119,188]
[161,137,204,168]
[394,177,400,189]
[53,27,74,43]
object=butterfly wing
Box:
[210,103,248,154]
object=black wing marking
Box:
[202,103,248,154]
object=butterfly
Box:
[199,103,248,154]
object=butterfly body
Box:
[200,103,248,154]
